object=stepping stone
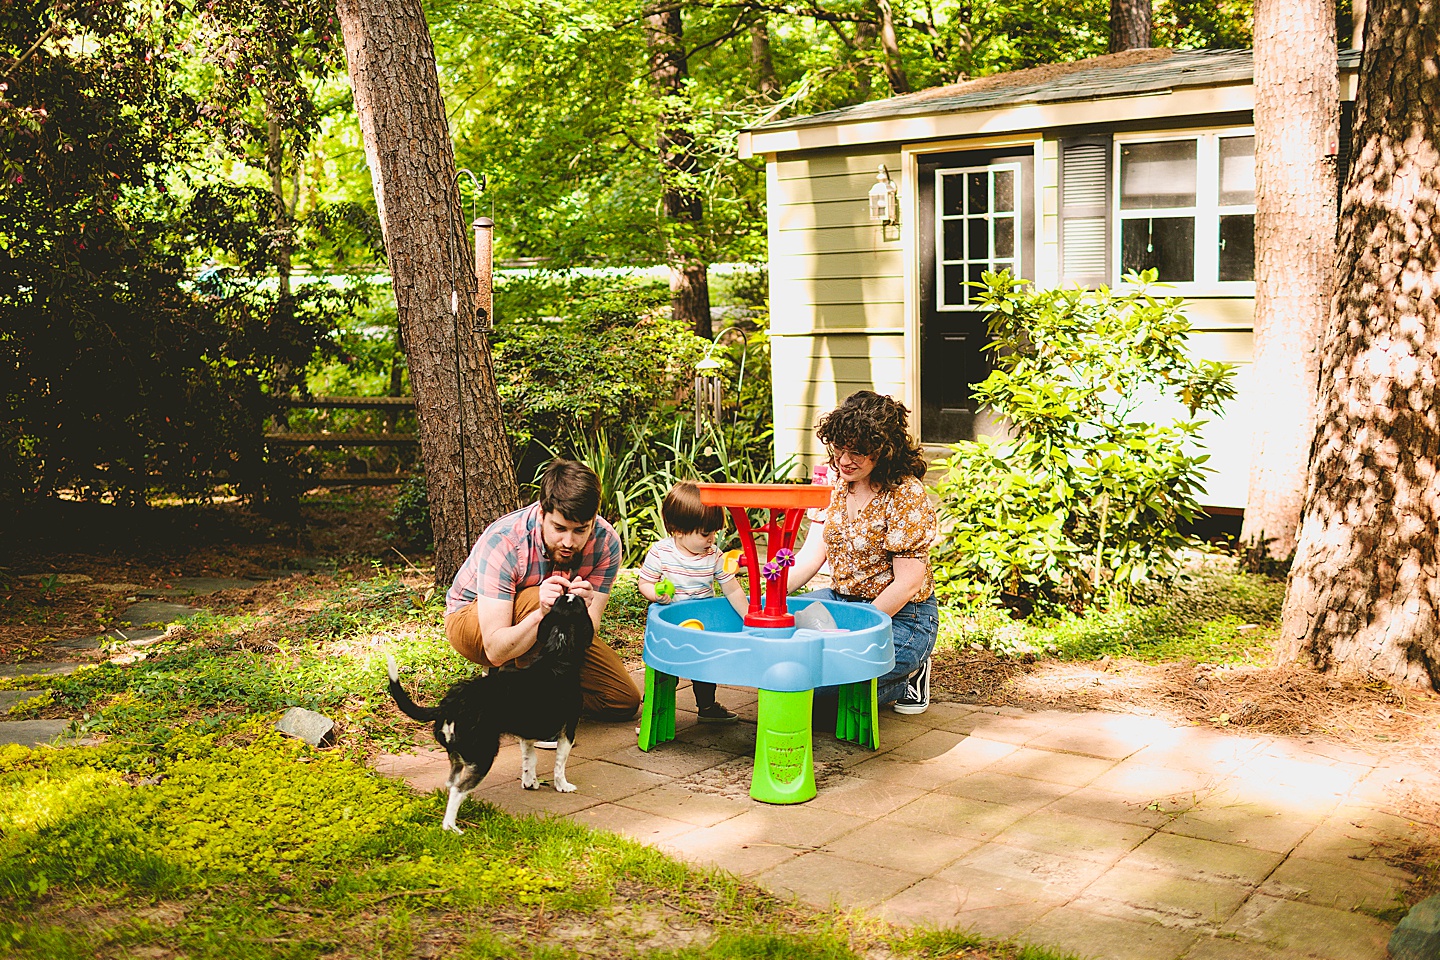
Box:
[1390,894,1440,960]
[0,662,78,678]
[51,627,166,652]
[118,601,200,626]
[275,707,336,747]
[0,719,71,747]
[136,577,263,599]
[0,690,48,712]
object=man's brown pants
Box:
[444,586,642,722]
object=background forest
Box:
[0,0,1266,519]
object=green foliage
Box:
[932,272,1236,609]
[388,474,434,551]
[491,279,708,455]
[943,567,1285,663]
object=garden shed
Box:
[740,46,1360,510]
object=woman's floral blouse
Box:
[820,473,937,602]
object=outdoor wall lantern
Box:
[868,164,898,225]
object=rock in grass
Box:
[275,707,336,748]
[1389,895,1440,960]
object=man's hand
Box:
[566,577,595,603]
[537,574,571,614]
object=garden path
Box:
[0,578,253,747]
[375,671,1435,960]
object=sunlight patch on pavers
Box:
[0,661,78,678]
[936,769,1077,813]
[887,792,1031,841]
[571,802,698,846]
[985,744,1119,786]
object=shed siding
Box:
[766,140,1259,508]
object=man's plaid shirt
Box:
[445,502,622,614]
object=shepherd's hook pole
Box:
[450,168,487,549]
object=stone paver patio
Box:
[374,670,1437,960]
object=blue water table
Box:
[637,483,894,803]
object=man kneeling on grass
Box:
[444,459,642,742]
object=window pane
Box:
[1120,140,1197,209]
[968,262,987,292]
[994,216,1014,259]
[993,169,1015,212]
[943,220,966,261]
[1121,217,1195,282]
[967,218,988,260]
[942,175,965,216]
[967,172,988,214]
[1219,214,1255,281]
[1219,136,1256,206]
[943,264,968,305]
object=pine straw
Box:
[932,647,1440,763]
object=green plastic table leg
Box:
[835,678,880,750]
[638,667,677,751]
[750,688,816,804]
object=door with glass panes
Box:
[917,149,1034,443]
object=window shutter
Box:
[1337,100,1356,210]
[1058,135,1112,287]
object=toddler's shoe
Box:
[696,702,740,724]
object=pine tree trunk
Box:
[644,2,712,339]
[334,0,519,587]
[1280,0,1440,691]
[1108,0,1152,51]
[1241,0,1338,561]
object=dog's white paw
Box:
[554,777,576,793]
[442,821,465,835]
[521,773,539,790]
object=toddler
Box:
[637,480,749,723]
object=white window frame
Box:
[1112,127,1256,296]
[934,161,1023,312]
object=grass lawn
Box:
[1,492,1436,957]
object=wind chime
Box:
[693,350,724,435]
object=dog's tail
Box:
[385,654,442,722]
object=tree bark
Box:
[1280,0,1440,691]
[874,0,911,94]
[644,2,712,339]
[1108,0,1152,51]
[750,15,780,97]
[334,0,519,587]
[1241,0,1338,561]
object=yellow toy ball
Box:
[678,618,705,631]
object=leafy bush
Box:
[388,473,434,550]
[490,280,710,463]
[932,272,1236,610]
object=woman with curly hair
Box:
[789,391,940,714]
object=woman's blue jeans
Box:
[802,589,939,705]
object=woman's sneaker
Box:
[696,702,740,724]
[892,658,930,715]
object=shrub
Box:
[932,271,1236,610]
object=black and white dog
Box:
[386,592,594,833]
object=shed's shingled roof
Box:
[752,48,1363,133]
